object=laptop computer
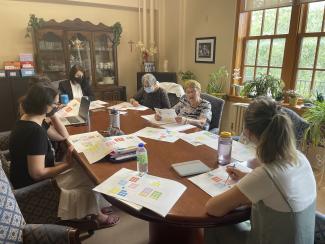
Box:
[60,96,90,126]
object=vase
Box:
[289,97,298,107]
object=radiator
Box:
[231,103,249,136]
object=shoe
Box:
[95,213,120,229]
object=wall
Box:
[0,0,144,98]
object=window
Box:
[235,1,325,97]
[296,1,325,96]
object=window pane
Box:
[263,9,277,35]
[317,37,325,69]
[269,68,282,79]
[276,7,292,34]
[257,39,271,66]
[250,11,263,36]
[270,38,286,67]
[296,69,313,96]
[306,1,325,33]
[314,71,325,93]
[298,37,318,68]
[245,40,258,65]
[256,67,268,77]
[244,67,254,81]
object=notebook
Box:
[171,160,211,177]
[60,96,90,126]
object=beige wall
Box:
[0,0,142,98]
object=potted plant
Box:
[206,66,228,99]
[241,74,284,99]
[303,101,325,148]
[286,90,299,107]
[179,70,197,83]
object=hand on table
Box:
[226,166,248,181]
[175,116,183,124]
[154,113,162,121]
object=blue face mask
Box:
[144,86,154,93]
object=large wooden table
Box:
[67,105,251,244]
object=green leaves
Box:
[206,66,228,94]
[25,14,44,38]
[112,22,122,47]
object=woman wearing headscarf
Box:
[130,74,171,109]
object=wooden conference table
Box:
[67,103,251,244]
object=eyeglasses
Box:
[51,102,61,108]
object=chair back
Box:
[0,163,25,243]
[315,211,325,244]
[200,93,225,131]
[282,107,309,146]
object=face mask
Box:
[73,77,83,84]
[144,86,154,93]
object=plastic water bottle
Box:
[218,131,232,165]
[136,143,148,175]
[109,109,120,129]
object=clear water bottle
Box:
[136,143,148,175]
[218,131,232,165]
[109,109,120,129]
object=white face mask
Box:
[144,86,155,93]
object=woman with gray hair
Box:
[130,74,171,109]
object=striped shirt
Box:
[173,95,212,130]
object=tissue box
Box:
[5,70,21,77]
[21,68,35,77]
[19,53,33,62]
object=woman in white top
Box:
[205,96,316,244]
[58,64,94,101]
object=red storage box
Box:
[20,61,34,69]
[4,61,21,70]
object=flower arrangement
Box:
[136,42,157,63]
[285,89,300,106]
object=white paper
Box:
[133,127,182,143]
[160,123,196,132]
[108,102,148,111]
[154,108,177,123]
[57,99,80,117]
[105,135,146,151]
[188,163,252,197]
[90,100,108,110]
[93,168,187,217]
[231,140,256,162]
[141,114,170,126]
[180,131,219,150]
[68,131,113,164]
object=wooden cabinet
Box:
[32,18,124,100]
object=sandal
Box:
[95,213,120,229]
[101,206,113,215]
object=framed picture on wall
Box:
[195,37,216,63]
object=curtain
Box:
[243,0,324,12]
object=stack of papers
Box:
[133,127,183,143]
[89,100,108,110]
[93,168,187,217]
[188,162,252,196]
[68,131,113,164]
[108,102,148,111]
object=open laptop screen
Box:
[79,96,90,120]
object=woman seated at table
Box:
[130,73,171,109]
[205,96,316,244]
[59,64,94,101]
[9,80,118,227]
[156,80,211,130]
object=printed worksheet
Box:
[133,127,182,143]
[105,135,146,152]
[231,140,256,162]
[68,131,113,164]
[141,114,171,126]
[108,102,149,111]
[180,131,219,150]
[93,168,187,217]
[57,99,80,117]
[188,162,252,197]
[89,100,108,110]
[154,108,177,123]
[160,123,196,132]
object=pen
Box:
[224,163,236,185]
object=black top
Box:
[58,79,95,101]
[133,87,171,109]
[9,120,55,189]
